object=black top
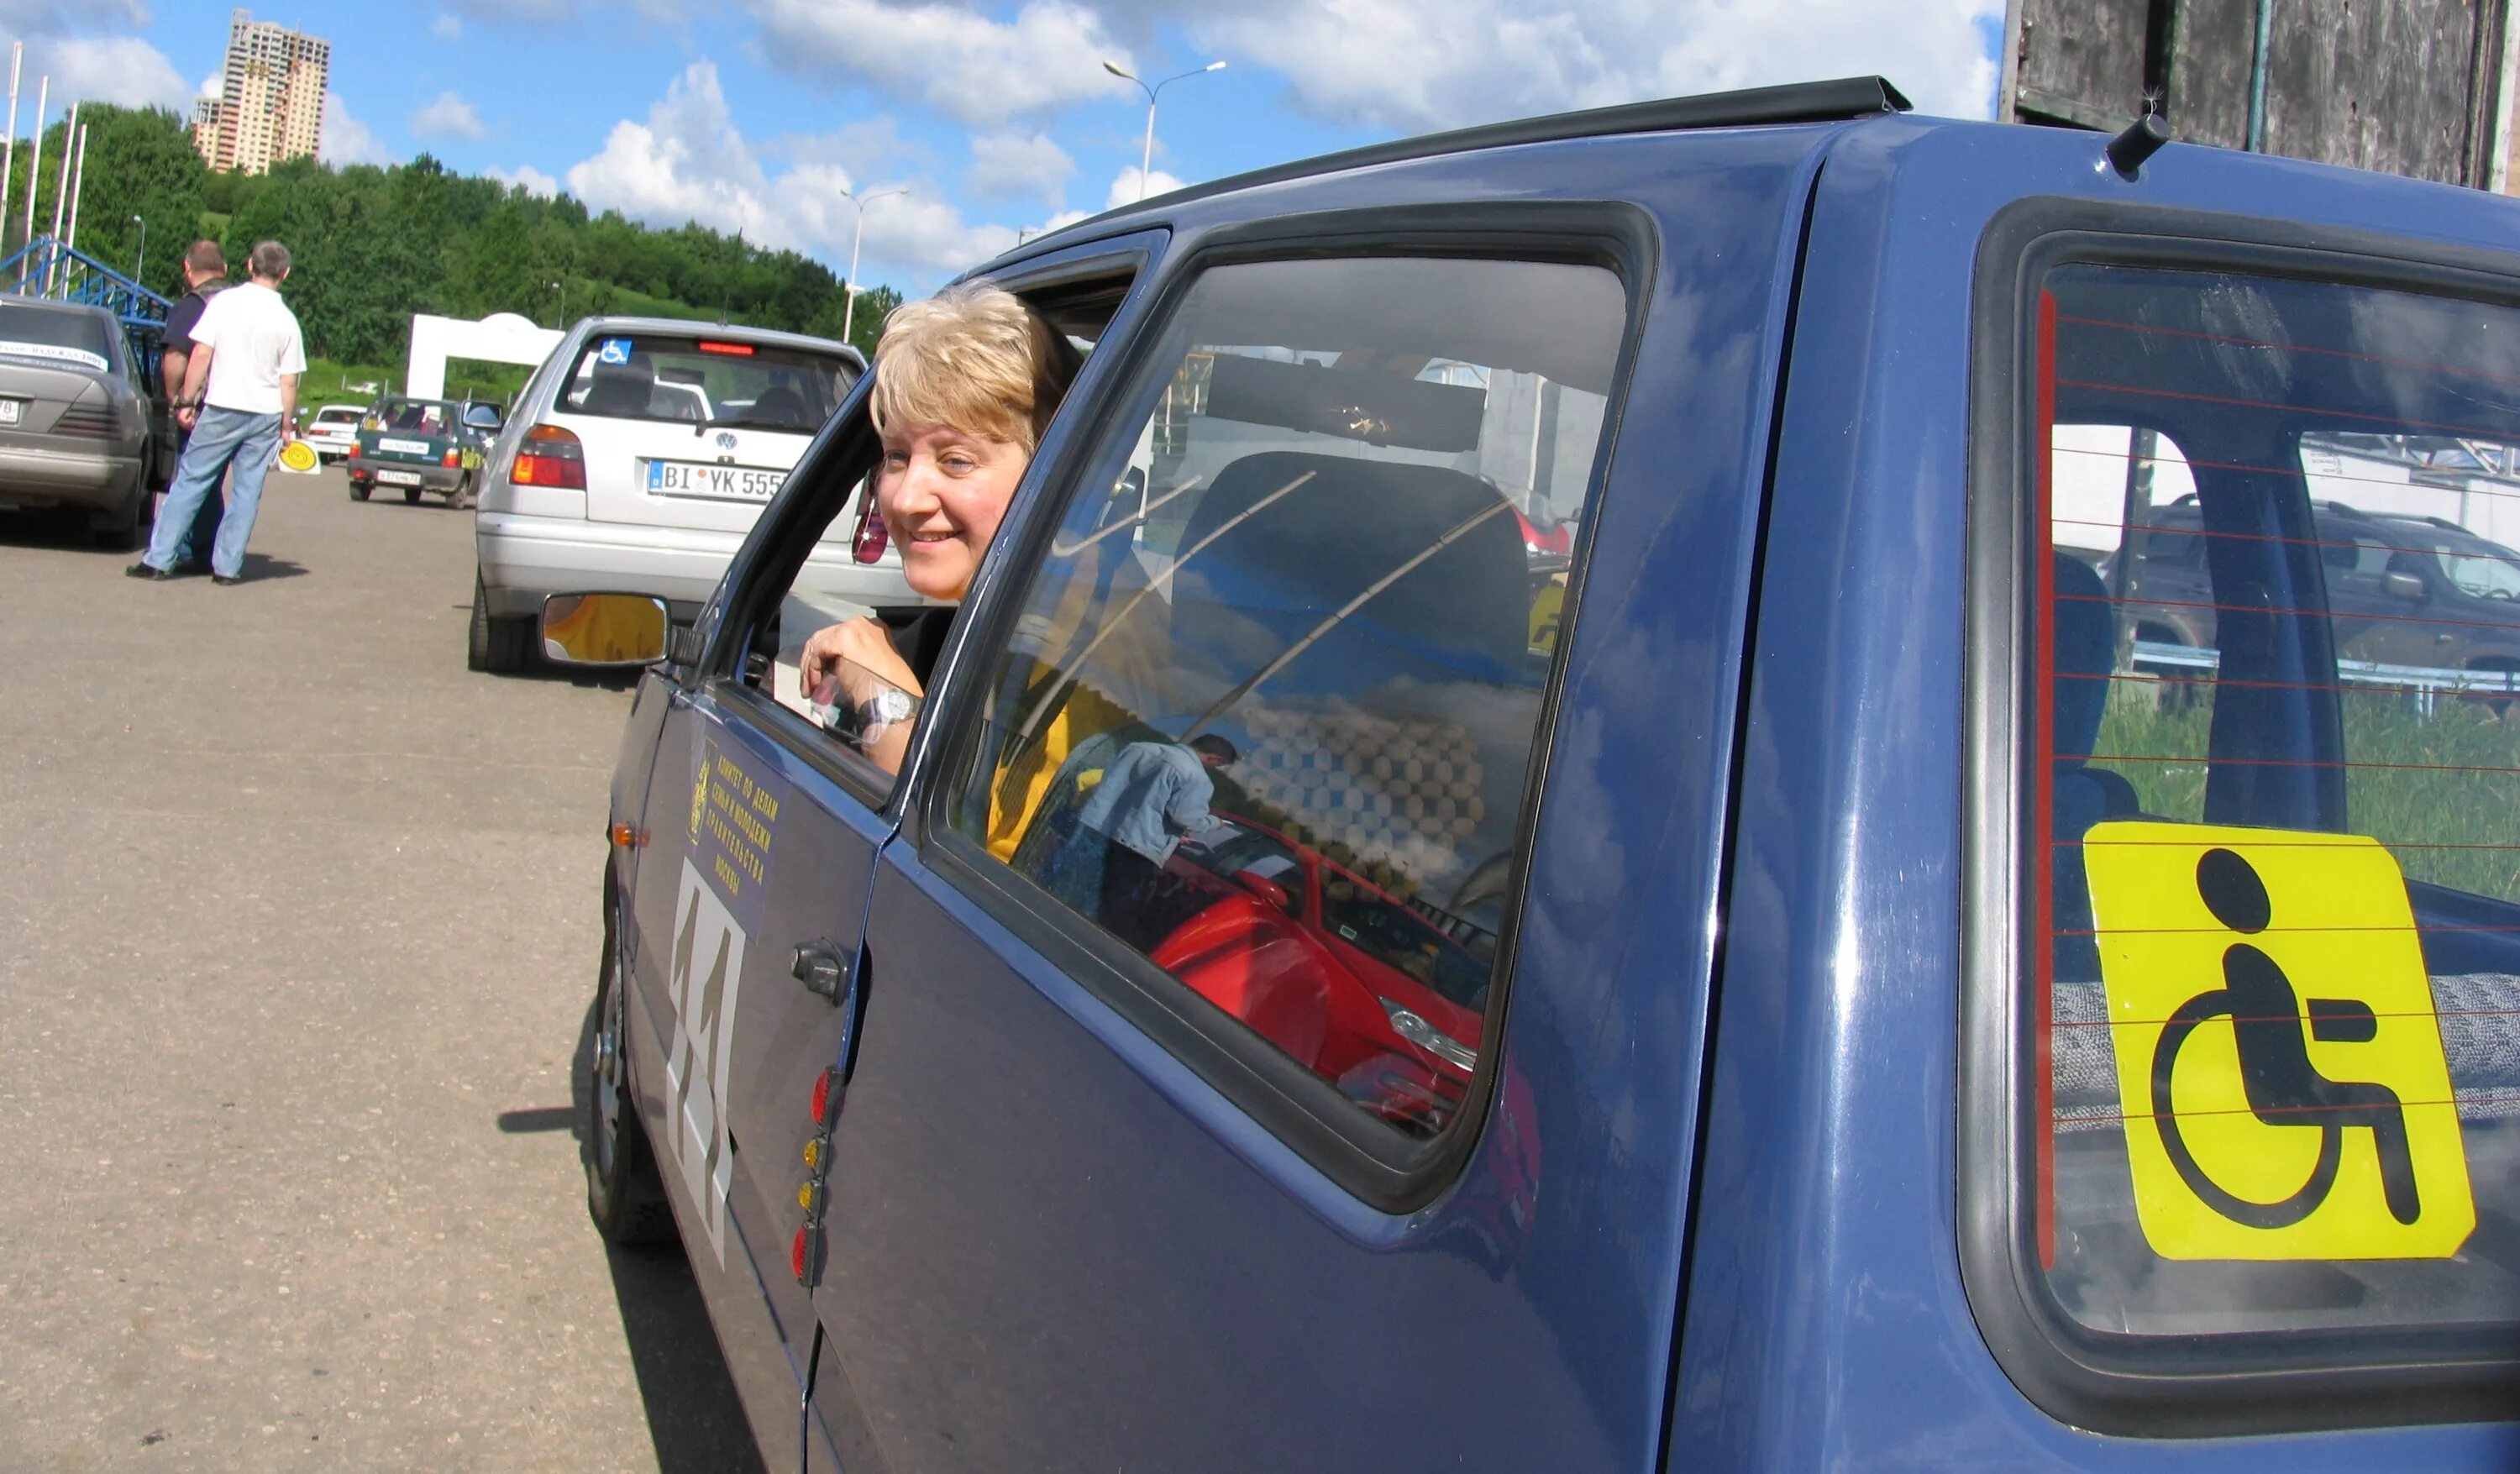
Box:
[879,605,959,689]
[162,283,225,358]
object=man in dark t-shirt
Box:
[160,241,229,573]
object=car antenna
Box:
[2105,93,2171,181]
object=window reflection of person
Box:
[797,282,1081,773]
[1043,734,1239,951]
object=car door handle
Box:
[790,939,851,1003]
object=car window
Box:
[558,331,853,428]
[2024,263,2520,1384]
[942,254,1625,1144]
[2435,544,2520,600]
[725,473,923,788]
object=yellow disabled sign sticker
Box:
[2081,821,2474,1261]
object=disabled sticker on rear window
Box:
[597,337,633,365]
[2082,822,2474,1261]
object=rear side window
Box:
[558,333,855,428]
[2021,263,2520,1403]
[0,303,112,370]
[942,254,1625,1148]
[375,400,452,433]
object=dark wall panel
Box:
[2014,0,2153,130]
[2264,0,2486,182]
[2010,0,2510,187]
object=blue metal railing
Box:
[0,235,171,356]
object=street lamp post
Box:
[1103,59,1226,201]
[839,184,908,347]
[130,214,144,287]
[549,279,564,329]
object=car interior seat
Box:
[1160,450,1535,863]
[750,385,811,428]
[583,354,659,418]
[2051,550,2141,979]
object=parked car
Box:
[299,402,364,464]
[0,296,173,545]
[564,76,2520,1471]
[2108,497,2520,680]
[1153,816,1489,1133]
[346,395,490,506]
[466,316,891,674]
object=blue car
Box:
[575,76,2520,1471]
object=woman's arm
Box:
[799,617,924,774]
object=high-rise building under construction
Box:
[192,8,328,175]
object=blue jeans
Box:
[144,407,279,579]
[170,427,223,566]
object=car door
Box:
[800,149,1814,1471]
[626,236,1168,1471]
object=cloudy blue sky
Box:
[18,0,2002,292]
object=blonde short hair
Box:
[869,281,1079,454]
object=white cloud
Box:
[568,61,783,240]
[968,130,1072,205]
[743,0,1135,127]
[1105,165,1183,208]
[320,92,390,165]
[1198,0,2001,130]
[564,60,1011,280]
[431,13,463,39]
[197,72,221,102]
[24,34,188,108]
[410,89,486,141]
[487,162,559,197]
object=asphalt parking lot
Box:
[0,467,763,1472]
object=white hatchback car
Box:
[469,317,913,672]
[301,402,364,464]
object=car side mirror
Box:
[2384,571,2428,602]
[1236,872,1292,911]
[541,593,670,666]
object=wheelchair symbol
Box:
[2151,847,2418,1230]
[2081,821,2473,1261]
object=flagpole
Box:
[0,45,23,264]
[45,99,73,291]
[20,76,44,287]
[63,122,87,256]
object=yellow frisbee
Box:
[277,439,319,473]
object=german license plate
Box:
[648,459,785,501]
[0,400,22,425]
[374,469,423,486]
[379,438,432,455]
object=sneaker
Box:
[125,562,172,580]
[211,573,243,586]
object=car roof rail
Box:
[1009,75,1912,257]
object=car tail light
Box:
[442,447,460,467]
[512,423,585,490]
[347,440,360,459]
[55,401,117,438]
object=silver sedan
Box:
[0,297,171,547]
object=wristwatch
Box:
[854,687,918,737]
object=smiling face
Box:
[876,420,1030,601]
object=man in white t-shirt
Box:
[130,239,307,585]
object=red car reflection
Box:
[1149,819,1492,1135]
